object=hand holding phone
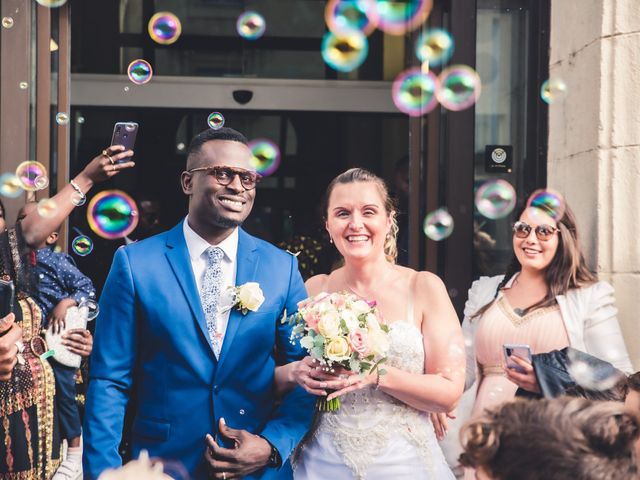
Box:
[111,122,138,163]
[503,343,532,374]
[0,279,15,321]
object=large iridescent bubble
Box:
[325,0,378,36]
[526,188,566,221]
[248,139,280,176]
[236,11,266,40]
[127,59,153,85]
[415,28,454,66]
[148,12,182,45]
[436,65,482,111]
[321,29,369,72]
[423,208,454,241]
[370,0,432,35]
[35,0,68,7]
[475,180,516,220]
[392,68,438,116]
[0,173,24,198]
[87,190,139,240]
[15,161,48,192]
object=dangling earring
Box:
[329,236,333,244]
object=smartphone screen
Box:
[503,344,532,374]
[0,279,15,318]
[111,122,138,163]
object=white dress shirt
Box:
[183,217,238,339]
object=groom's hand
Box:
[205,418,272,479]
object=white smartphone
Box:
[502,343,532,374]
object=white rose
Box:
[317,310,341,339]
[368,329,390,357]
[300,335,315,351]
[341,309,359,332]
[366,313,382,332]
[238,282,265,312]
[351,300,371,316]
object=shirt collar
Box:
[182,217,238,263]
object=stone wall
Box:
[548,1,640,370]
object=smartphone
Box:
[0,279,15,318]
[503,343,532,374]
[110,122,138,163]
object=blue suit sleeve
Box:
[259,254,315,466]
[83,247,138,479]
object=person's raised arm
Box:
[20,145,134,248]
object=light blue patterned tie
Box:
[200,246,224,357]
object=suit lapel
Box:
[165,222,214,355]
[217,229,259,370]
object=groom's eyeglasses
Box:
[512,221,558,241]
[187,166,262,190]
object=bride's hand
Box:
[430,411,456,441]
[326,370,377,401]
[292,357,351,396]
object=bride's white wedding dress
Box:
[294,309,455,480]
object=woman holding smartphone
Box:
[452,199,633,477]
[0,145,133,479]
[465,201,632,409]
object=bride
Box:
[275,168,464,479]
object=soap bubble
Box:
[423,208,454,241]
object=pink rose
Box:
[305,311,321,332]
[348,330,370,356]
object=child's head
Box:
[627,372,640,415]
[17,202,59,249]
[459,397,640,480]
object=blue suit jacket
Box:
[83,223,315,479]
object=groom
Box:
[83,127,315,479]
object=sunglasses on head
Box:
[512,221,559,241]
[187,165,261,190]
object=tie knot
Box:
[205,246,224,264]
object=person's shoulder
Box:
[123,229,171,253]
[244,231,293,261]
[305,273,330,296]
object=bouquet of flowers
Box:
[285,291,390,411]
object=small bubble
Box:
[37,198,58,218]
[79,298,99,320]
[207,112,225,130]
[236,11,266,40]
[19,81,28,90]
[34,175,49,190]
[123,86,130,93]
[77,116,85,124]
[2,17,14,29]
[423,208,454,241]
[55,112,69,125]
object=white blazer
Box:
[462,274,634,390]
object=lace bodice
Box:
[301,322,439,479]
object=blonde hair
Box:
[323,168,399,263]
[459,398,640,480]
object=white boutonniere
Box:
[219,282,265,315]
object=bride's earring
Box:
[329,236,334,244]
